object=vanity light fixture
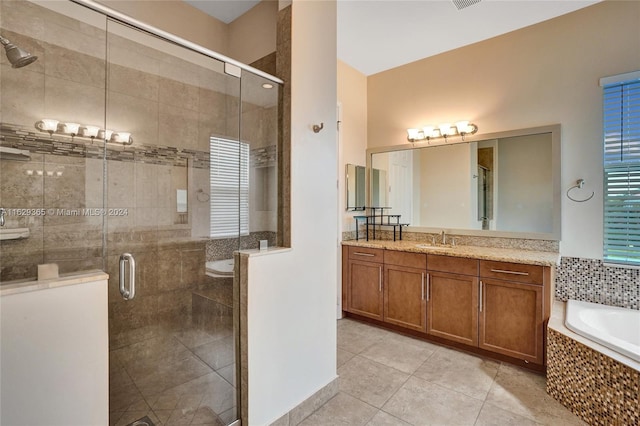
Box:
[34,120,133,145]
[407,120,478,143]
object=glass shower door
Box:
[104,19,241,426]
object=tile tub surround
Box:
[341,239,560,267]
[293,318,585,426]
[555,257,640,310]
[547,303,639,425]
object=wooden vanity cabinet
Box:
[479,261,545,365]
[383,251,427,332]
[426,255,479,346]
[342,245,552,368]
[344,246,384,320]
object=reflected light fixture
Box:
[262,83,274,89]
[34,119,133,145]
[407,120,478,143]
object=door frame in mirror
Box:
[365,124,561,240]
[346,163,366,211]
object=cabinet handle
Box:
[490,268,529,276]
[379,266,382,292]
[479,280,483,312]
[421,273,425,300]
[354,252,375,257]
[426,273,430,302]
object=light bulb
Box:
[35,119,59,135]
[407,128,420,140]
[98,129,114,141]
[422,126,435,138]
[439,123,453,136]
[64,122,81,136]
[81,125,100,138]
[112,132,132,144]
[456,121,470,134]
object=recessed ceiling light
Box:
[262,83,274,89]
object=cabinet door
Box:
[346,260,384,320]
[427,271,478,346]
[384,265,426,332]
[479,278,543,364]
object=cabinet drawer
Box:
[384,250,426,269]
[480,260,543,285]
[349,246,384,263]
[427,255,478,276]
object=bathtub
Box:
[565,299,640,363]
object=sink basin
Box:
[0,228,30,241]
[415,244,452,250]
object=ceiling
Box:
[184,0,261,24]
[184,0,601,76]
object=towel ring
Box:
[196,189,210,202]
[567,179,594,203]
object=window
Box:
[210,137,249,238]
[602,72,640,266]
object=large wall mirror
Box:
[366,125,561,240]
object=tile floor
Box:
[108,318,236,426]
[300,318,586,426]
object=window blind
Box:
[210,137,249,238]
[603,78,640,266]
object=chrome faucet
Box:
[0,208,5,227]
[441,230,446,245]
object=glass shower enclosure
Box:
[0,1,280,424]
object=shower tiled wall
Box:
[0,0,278,284]
[555,257,640,310]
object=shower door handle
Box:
[119,253,136,300]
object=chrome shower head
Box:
[0,35,37,68]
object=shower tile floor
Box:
[109,318,236,426]
[298,318,587,426]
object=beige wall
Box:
[99,0,229,55]
[228,0,278,64]
[366,0,640,259]
[337,60,368,233]
[247,1,338,424]
[100,0,278,66]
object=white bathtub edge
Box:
[549,300,640,373]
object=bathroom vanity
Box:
[342,240,558,370]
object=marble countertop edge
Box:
[342,240,560,266]
[0,270,109,297]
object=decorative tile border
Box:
[555,257,640,310]
[547,328,640,425]
[251,145,277,167]
[2,123,277,171]
[1,123,208,168]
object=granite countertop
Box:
[0,270,109,297]
[342,239,560,266]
